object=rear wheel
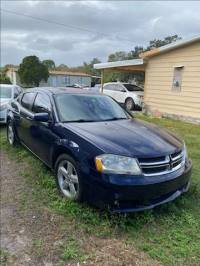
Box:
[55,154,83,201]
[7,121,17,146]
[125,98,135,111]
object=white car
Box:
[0,84,23,124]
[103,82,144,111]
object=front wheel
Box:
[7,121,17,146]
[55,154,83,201]
[125,98,135,111]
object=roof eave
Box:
[94,59,145,70]
[140,35,200,59]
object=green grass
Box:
[0,249,9,266]
[1,116,200,266]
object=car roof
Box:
[24,87,101,96]
[104,82,139,86]
[104,82,123,85]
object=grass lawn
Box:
[1,115,200,266]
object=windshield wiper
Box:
[62,117,128,123]
[102,117,128,121]
[62,119,97,123]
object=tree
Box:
[18,56,49,87]
[42,59,55,69]
[72,58,101,76]
[0,73,11,84]
[147,35,181,50]
[105,34,182,83]
[56,64,69,71]
[108,51,127,62]
[128,46,145,59]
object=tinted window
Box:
[33,93,51,113]
[54,94,129,122]
[123,84,143,91]
[21,92,36,110]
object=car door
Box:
[110,84,125,103]
[103,84,114,97]
[17,92,36,147]
[30,92,56,164]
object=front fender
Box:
[50,140,90,173]
[7,109,14,122]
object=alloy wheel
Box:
[8,124,14,145]
[57,160,79,199]
[126,99,134,111]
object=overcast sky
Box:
[1,1,200,67]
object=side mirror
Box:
[120,89,126,92]
[34,112,49,122]
[11,101,19,112]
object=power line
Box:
[0,8,134,44]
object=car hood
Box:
[64,119,183,157]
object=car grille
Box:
[138,150,185,176]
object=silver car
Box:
[0,84,23,124]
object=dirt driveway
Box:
[0,146,161,266]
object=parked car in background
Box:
[89,84,101,92]
[0,84,23,124]
[7,87,192,212]
[103,82,144,111]
[68,83,90,89]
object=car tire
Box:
[7,120,17,146]
[54,154,83,202]
[125,98,135,111]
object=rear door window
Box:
[21,92,36,111]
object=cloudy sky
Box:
[1,1,200,67]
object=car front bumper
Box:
[84,159,192,212]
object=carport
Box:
[93,59,146,93]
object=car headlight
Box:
[0,103,8,111]
[95,154,141,175]
[183,143,188,163]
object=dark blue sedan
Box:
[7,87,192,212]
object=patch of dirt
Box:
[83,237,161,266]
[0,148,161,266]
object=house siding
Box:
[144,41,200,119]
[6,69,91,88]
[42,75,91,87]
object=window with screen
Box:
[172,66,184,91]
[21,92,36,110]
[32,93,51,113]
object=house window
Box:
[172,66,184,91]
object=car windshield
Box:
[123,84,143,92]
[0,86,12,99]
[54,94,130,122]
